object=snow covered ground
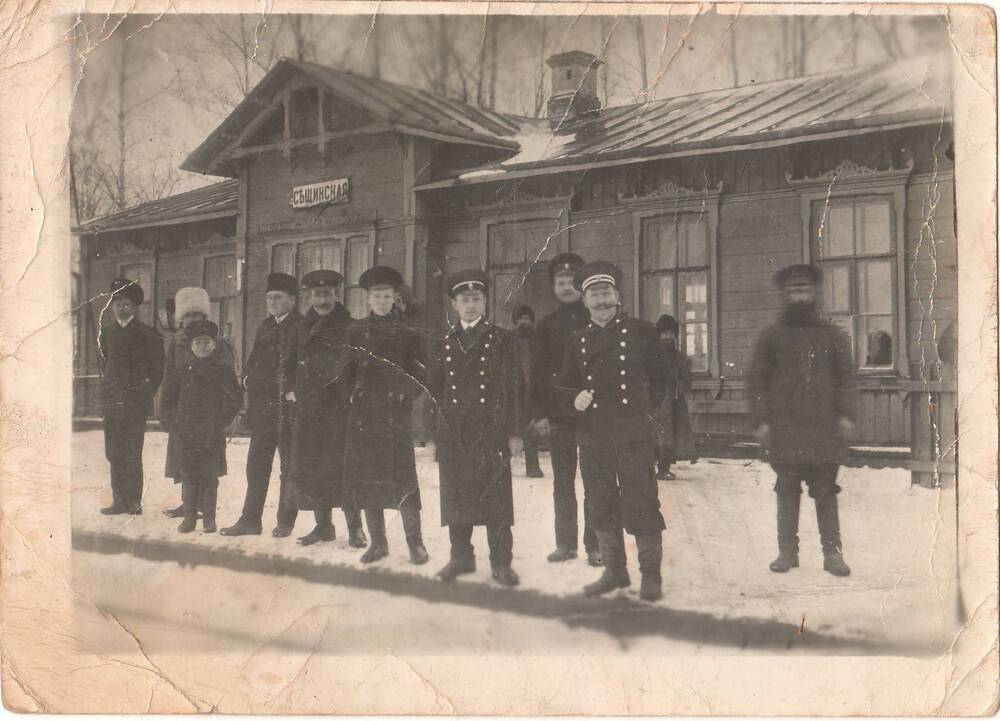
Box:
[71,429,960,661]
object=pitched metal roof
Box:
[75,179,239,234]
[422,54,952,188]
[182,58,526,176]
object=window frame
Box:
[202,253,238,340]
[790,160,912,378]
[630,183,722,378]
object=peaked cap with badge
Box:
[574,261,624,293]
[445,269,489,298]
[548,252,585,281]
[301,269,344,290]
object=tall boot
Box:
[400,505,429,565]
[177,479,199,533]
[583,529,630,597]
[769,492,801,573]
[360,509,389,563]
[200,480,218,533]
[816,495,851,576]
[635,533,663,601]
[345,508,368,548]
[299,508,335,545]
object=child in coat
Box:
[160,320,243,533]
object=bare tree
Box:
[634,17,649,99]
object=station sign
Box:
[290,178,350,208]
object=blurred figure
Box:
[512,304,544,478]
[654,315,697,480]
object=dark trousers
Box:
[551,420,597,553]
[180,447,219,521]
[772,462,843,553]
[448,524,513,568]
[103,413,147,510]
[524,436,541,470]
[579,441,665,536]
[238,426,298,530]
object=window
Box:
[811,197,896,370]
[485,217,566,325]
[289,87,320,139]
[204,255,237,339]
[640,213,710,372]
[271,233,376,317]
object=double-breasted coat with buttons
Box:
[556,313,668,446]
[279,304,354,511]
[429,320,520,527]
[342,313,426,510]
[243,309,303,435]
[163,328,236,481]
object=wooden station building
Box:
[74,50,957,483]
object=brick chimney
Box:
[546,51,603,129]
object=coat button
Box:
[446,356,451,362]
[449,371,455,376]
[622,328,628,334]
[451,385,457,390]
[480,356,486,362]
[620,370,626,376]
[619,355,625,361]
[586,375,592,381]
[480,398,485,403]
[581,348,586,354]
[621,384,627,389]
[592,402,598,408]
[620,341,626,347]
[480,370,485,376]
[484,343,490,349]
[480,384,485,389]
[452,399,458,404]
[622,398,628,405]
[446,344,451,350]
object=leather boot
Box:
[816,495,851,576]
[299,508,335,545]
[583,529,630,597]
[360,509,389,563]
[636,533,663,601]
[400,506,429,565]
[345,508,368,548]
[200,481,218,533]
[770,492,801,572]
[178,480,199,533]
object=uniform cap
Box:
[266,272,298,295]
[512,305,535,323]
[110,277,144,306]
[185,319,219,340]
[574,261,624,292]
[774,263,822,288]
[301,269,344,290]
[446,269,489,298]
[548,252,585,281]
[656,314,679,334]
[359,265,403,290]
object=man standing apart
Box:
[342,266,429,565]
[556,262,668,601]
[530,253,600,565]
[429,270,522,586]
[511,305,544,478]
[280,270,366,547]
[99,278,165,515]
[748,264,853,577]
[222,272,303,538]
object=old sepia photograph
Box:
[0,1,996,714]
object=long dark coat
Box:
[529,300,589,421]
[555,312,667,447]
[429,319,520,527]
[342,313,426,510]
[748,309,854,463]
[99,318,165,420]
[655,347,697,460]
[159,358,242,476]
[163,329,236,481]
[243,310,303,435]
[279,304,353,511]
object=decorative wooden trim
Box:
[785,158,915,187]
[629,181,724,377]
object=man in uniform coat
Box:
[221,272,303,537]
[341,265,430,565]
[556,262,668,601]
[99,278,165,515]
[511,305,543,478]
[429,269,523,587]
[279,270,366,547]
[529,253,600,565]
[748,264,854,577]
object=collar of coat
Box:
[304,304,351,334]
[586,310,627,332]
[447,318,494,352]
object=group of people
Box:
[98,253,854,604]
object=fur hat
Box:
[174,287,211,320]
[656,314,679,334]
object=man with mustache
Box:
[748,264,854,577]
[555,262,668,601]
[529,253,600,566]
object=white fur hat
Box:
[174,287,211,320]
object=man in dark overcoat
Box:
[556,262,668,601]
[511,304,543,479]
[429,269,523,587]
[748,264,854,577]
[221,272,303,538]
[654,314,697,480]
[279,270,365,547]
[342,266,429,565]
[98,278,165,515]
[530,253,600,566]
